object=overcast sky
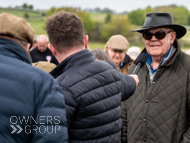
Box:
[1,0,190,13]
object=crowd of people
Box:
[0,10,190,143]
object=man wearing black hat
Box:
[121,12,190,143]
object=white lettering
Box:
[39,116,45,124]
[55,125,60,133]
[54,116,60,124]
[10,116,18,124]
[47,116,53,124]
[18,116,30,124]
[39,125,46,134]
[25,125,31,134]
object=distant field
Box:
[88,42,105,50]
[0,7,42,17]
[89,13,106,23]
[27,18,46,35]
[89,12,127,23]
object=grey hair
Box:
[36,35,49,42]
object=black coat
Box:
[120,54,133,69]
[30,47,58,65]
[50,49,136,143]
[0,38,68,143]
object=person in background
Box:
[29,35,38,51]
[91,47,112,61]
[127,46,141,60]
[120,46,141,75]
[0,12,68,143]
[121,12,190,143]
[105,35,133,71]
[91,47,138,99]
[46,11,138,143]
[30,34,58,65]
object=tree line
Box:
[45,5,190,47]
[8,3,189,47]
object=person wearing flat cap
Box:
[121,12,190,143]
[105,35,133,71]
[0,13,68,143]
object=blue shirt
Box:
[146,47,171,74]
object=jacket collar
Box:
[50,49,94,78]
[0,38,31,64]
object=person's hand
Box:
[128,74,139,87]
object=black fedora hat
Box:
[131,12,186,39]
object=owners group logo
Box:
[10,116,61,134]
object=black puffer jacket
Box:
[50,49,136,143]
[0,38,68,143]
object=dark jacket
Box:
[50,49,136,143]
[0,38,68,143]
[120,54,133,70]
[30,47,58,65]
[121,40,190,143]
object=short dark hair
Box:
[46,11,85,53]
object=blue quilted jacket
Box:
[0,38,68,143]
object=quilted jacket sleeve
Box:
[32,75,68,143]
[61,88,78,128]
[120,73,136,101]
[121,99,128,143]
[180,69,190,143]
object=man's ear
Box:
[48,43,56,56]
[26,43,30,51]
[84,35,88,49]
[106,46,109,51]
[170,31,176,44]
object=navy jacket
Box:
[50,49,136,143]
[0,38,68,143]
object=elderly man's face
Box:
[37,41,48,53]
[107,47,126,67]
[144,27,176,58]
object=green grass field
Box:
[0,7,42,17]
[27,18,47,35]
[88,42,106,50]
[90,13,106,23]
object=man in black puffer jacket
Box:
[0,13,68,143]
[46,11,138,143]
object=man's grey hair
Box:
[36,35,49,43]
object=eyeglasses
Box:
[142,30,173,40]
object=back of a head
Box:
[91,48,112,61]
[127,46,141,60]
[0,12,35,48]
[37,35,48,43]
[104,35,129,51]
[46,11,85,53]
